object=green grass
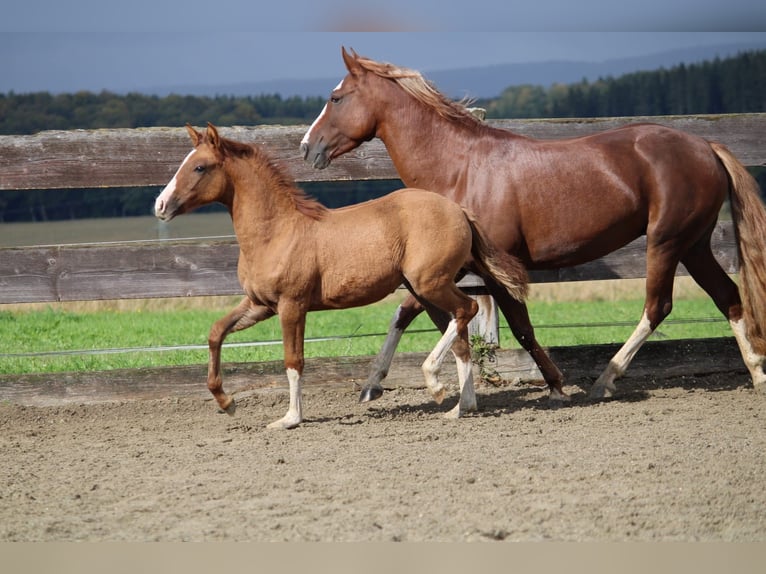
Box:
[0,295,731,375]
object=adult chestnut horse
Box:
[155,123,529,428]
[301,47,766,402]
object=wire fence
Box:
[0,316,727,360]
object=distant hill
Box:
[145,42,766,99]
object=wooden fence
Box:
[1,114,764,308]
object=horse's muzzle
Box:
[300,141,331,170]
[154,197,177,222]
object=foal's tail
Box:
[711,142,766,355]
[463,209,529,303]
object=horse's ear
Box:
[206,122,223,153]
[186,123,202,146]
[341,46,363,76]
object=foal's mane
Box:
[219,137,328,221]
[353,53,482,125]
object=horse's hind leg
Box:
[590,244,679,399]
[208,297,275,414]
[360,295,426,402]
[682,240,766,392]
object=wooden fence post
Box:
[468,294,500,344]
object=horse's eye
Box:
[194,165,206,173]
[330,95,342,105]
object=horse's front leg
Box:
[208,297,274,414]
[361,295,426,402]
[268,300,308,429]
[486,280,569,402]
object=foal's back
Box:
[303,188,473,310]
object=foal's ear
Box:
[341,46,363,76]
[206,122,223,153]
[186,123,202,147]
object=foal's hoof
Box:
[267,416,300,430]
[431,387,447,405]
[359,385,384,403]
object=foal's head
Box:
[155,123,235,221]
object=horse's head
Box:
[154,123,229,221]
[300,47,380,170]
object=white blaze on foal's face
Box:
[154,149,195,220]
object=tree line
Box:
[478,49,766,119]
[1,50,764,222]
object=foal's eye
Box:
[330,95,342,104]
[194,165,206,173]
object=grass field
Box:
[0,278,732,375]
[0,215,734,375]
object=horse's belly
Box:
[527,223,644,269]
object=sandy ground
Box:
[1,361,764,542]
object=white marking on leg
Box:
[422,319,458,404]
[730,318,766,392]
[444,351,477,419]
[154,149,195,217]
[590,311,654,399]
[268,367,303,429]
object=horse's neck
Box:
[380,107,475,195]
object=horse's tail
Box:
[463,208,528,303]
[711,141,766,354]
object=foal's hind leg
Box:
[682,241,766,392]
[208,297,275,413]
[418,286,479,418]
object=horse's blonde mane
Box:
[353,54,481,124]
[222,139,328,221]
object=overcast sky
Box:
[2,1,765,94]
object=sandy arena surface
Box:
[1,356,764,542]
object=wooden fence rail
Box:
[0,114,764,306]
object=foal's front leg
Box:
[208,297,274,414]
[268,300,308,430]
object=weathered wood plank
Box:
[0,240,241,303]
[0,221,737,304]
[1,114,763,190]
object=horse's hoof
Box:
[588,382,615,401]
[359,385,384,403]
[218,398,236,416]
[549,388,571,403]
